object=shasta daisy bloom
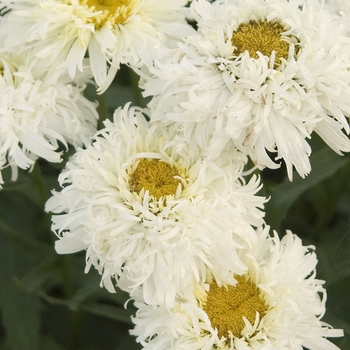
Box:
[0,50,98,187]
[131,228,343,350]
[324,0,350,15]
[45,103,266,306]
[143,0,350,180]
[1,0,193,92]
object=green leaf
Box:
[80,303,133,324]
[265,147,350,230]
[39,336,65,350]
[0,220,52,258]
[323,277,350,349]
[0,227,42,350]
[114,333,142,350]
[323,259,350,287]
[0,163,52,209]
[38,291,133,325]
[0,287,41,350]
[17,257,60,293]
[66,273,102,311]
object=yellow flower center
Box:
[203,275,268,339]
[129,159,181,199]
[231,20,296,66]
[79,0,136,27]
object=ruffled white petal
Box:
[45,103,266,306]
[1,0,194,91]
[0,51,98,187]
[142,0,350,180]
[131,227,343,350]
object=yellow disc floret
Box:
[129,159,181,199]
[231,20,296,65]
[203,275,268,339]
[79,0,136,27]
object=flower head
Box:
[324,0,350,15]
[1,0,193,91]
[131,228,343,350]
[45,103,266,306]
[0,50,98,186]
[144,0,350,180]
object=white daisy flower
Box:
[45,103,266,306]
[131,227,344,350]
[1,0,193,92]
[324,0,350,15]
[143,0,350,180]
[0,50,98,187]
